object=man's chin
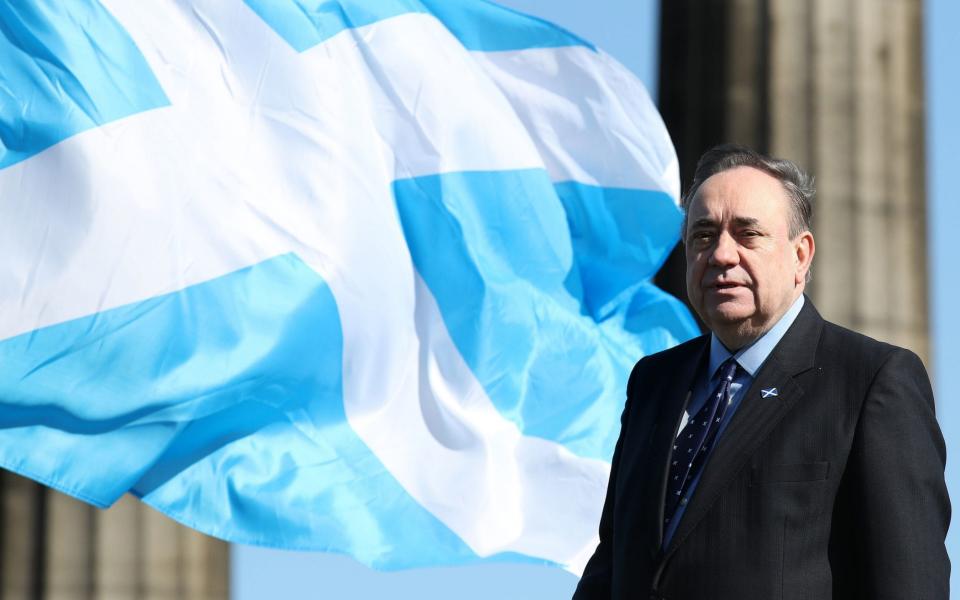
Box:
[705,302,755,328]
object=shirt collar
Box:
[708,295,805,379]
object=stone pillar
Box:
[0,472,229,600]
[44,490,95,600]
[183,528,230,600]
[142,506,185,600]
[96,496,143,600]
[658,0,930,364]
[1,472,45,600]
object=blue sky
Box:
[926,0,960,595]
[234,1,959,597]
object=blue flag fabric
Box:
[0,0,697,573]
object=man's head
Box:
[682,144,816,349]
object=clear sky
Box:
[234,1,959,597]
[925,0,960,595]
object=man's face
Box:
[684,166,814,348]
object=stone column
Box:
[44,490,95,600]
[1,472,45,600]
[0,472,229,600]
[142,505,185,600]
[95,496,143,600]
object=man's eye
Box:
[690,232,714,244]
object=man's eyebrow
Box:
[688,216,763,228]
[687,215,764,233]
[688,217,717,230]
[731,216,761,228]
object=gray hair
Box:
[681,144,815,239]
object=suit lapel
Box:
[662,299,824,559]
[637,337,709,557]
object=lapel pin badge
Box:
[761,387,779,398]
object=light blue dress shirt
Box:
[663,295,805,547]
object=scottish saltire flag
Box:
[0,0,697,573]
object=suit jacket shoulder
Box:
[626,334,709,402]
[817,317,926,383]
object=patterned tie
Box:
[663,358,739,527]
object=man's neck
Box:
[713,293,805,351]
[711,295,806,376]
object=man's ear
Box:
[794,231,815,285]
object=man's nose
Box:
[708,232,739,266]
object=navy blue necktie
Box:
[663,358,739,527]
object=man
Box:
[574,144,950,599]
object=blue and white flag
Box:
[0,0,697,573]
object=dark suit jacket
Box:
[574,299,950,599]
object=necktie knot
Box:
[718,358,738,383]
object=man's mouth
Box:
[711,282,742,290]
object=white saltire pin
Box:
[761,387,779,398]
